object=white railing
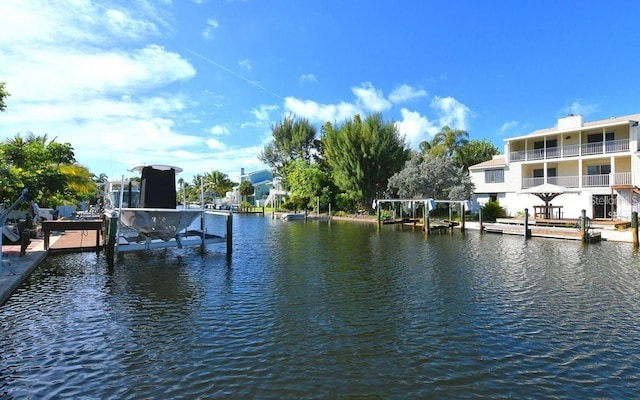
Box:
[583,174,609,187]
[522,177,544,189]
[509,139,629,161]
[547,175,580,188]
[613,172,632,185]
[522,173,631,189]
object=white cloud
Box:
[299,74,317,83]
[351,82,392,112]
[499,120,519,135]
[395,109,438,147]
[206,138,227,150]
[252,104,278,122]
[431,96,473,131]
[0,1,202,178]
[389,84,427,104]
[239,59,252,71]
[210,125,230,135]
[202,18,219,40]
[562,100,599,117]
[284,97,359,123]
[104,9,160,40]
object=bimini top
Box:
[130,164,183,173]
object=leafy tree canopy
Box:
[322,113,410,209]
[239,179,254,197]
[283,158,335,211]
[387,153,474,201]
[258,115,318,178]
[0,81,9,112]
[0,133,96,207]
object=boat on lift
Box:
[106,165,229,253]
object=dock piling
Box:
[524,208,531,239]
[632,211,638,247]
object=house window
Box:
[587,132,615,143]
[485,168,504,183]
[587,164,611,175]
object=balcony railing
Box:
[521,172,632,189]
[510,139,629,162]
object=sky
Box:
[1,0,639,183]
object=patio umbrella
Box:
[519,183,579,218]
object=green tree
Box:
[0,81,9,112]
[387,153,474,201]
[322,113,410,210]
[429,126,469,160]
[283,158,334,211]
[258,116,318,178]
[456,139,500,171]
[0,133,95,207]
[202,170,235,199]
[239,180,255,204]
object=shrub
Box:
[481,200,507,222]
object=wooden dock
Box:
[42,220,104,254]
[484,222,602,241]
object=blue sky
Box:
[1,1,639,183]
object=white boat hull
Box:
[119,208,202,241]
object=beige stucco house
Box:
[470,113,640,220]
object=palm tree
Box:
[431,126,469,158]
[203,170,235,199]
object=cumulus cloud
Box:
[284,97,359,124]
[389,84,427,104]
[0,1,204,177]
[351,82,392,112]
[210,125,230,135]
[395,108,439,147]
[431,96,473,131]
[206,138,227,150]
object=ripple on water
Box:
[1,221,640,398]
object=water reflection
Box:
[1,217,639,398]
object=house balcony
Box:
[510,139,630,162]
[521,172,632,189]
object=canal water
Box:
[1,215,639,398]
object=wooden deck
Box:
[42,220,104,254]
[48,230,103,253]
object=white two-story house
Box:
[470,113,640,220]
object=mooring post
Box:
[632,211,638,247]
[105,212,118,265]
[226,213,233,257]
[580,209,587,243]
[524,208,530,239]
[479,207,484,234]
[461,202,466,232]
[449,205,454,234]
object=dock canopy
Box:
[138,165,178,209]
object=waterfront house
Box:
[469,113,640,221]
[229,168,274,206]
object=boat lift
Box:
[0,189,29,272]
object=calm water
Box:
[1,215,640,399]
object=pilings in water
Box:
[632,211,638,247]
[580,209,587,243]
[524,208,531,239]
